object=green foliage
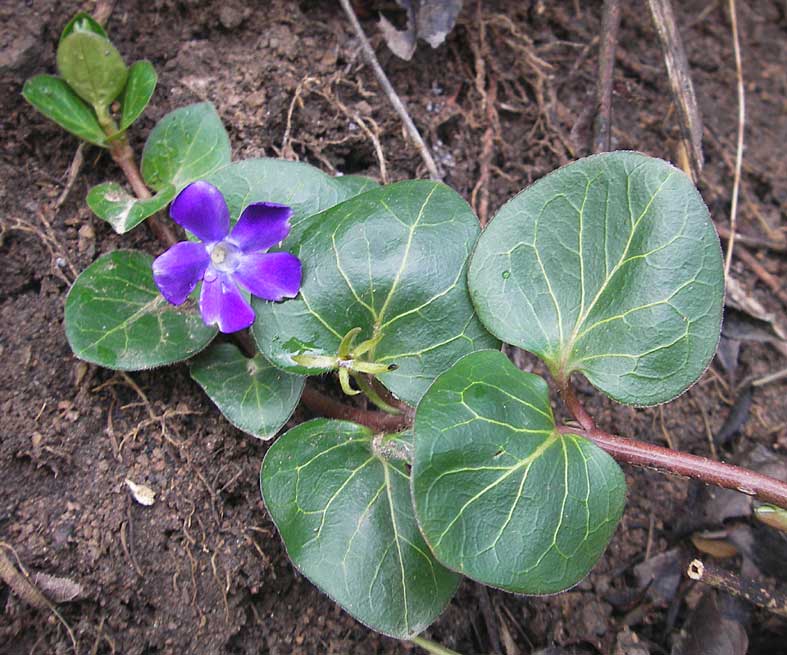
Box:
[141,102,231,191]
[261,419,459,638]
[252,180,499,405]
[119,61,157,131]
[56,30,127,115]
[65,250,216,370]
[190,343,304,440]
[469,151,724,405]
[22,75,108,146]
[87,183,175,234]
[59,12,108,41]
[412,350,626,593]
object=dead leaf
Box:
[672,590,748,655]
[379,0,463,60]
[125,479,156,506]
[32,571,84,603]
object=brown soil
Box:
[1,1,786,654]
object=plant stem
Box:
[108,138,178,247]
[561,425,787,509]
[352,374,402,415]
[410,636,465,655]
[559,379,596,431]
[300,383,412,433]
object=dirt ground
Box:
[1,1,786,653]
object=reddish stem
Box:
[109,139,177,247]
[562,425,787,508]
[560,380,596,431]
[301,383,412,433]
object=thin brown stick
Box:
[562,425,787,509]
[109,139,177,247]
[687,558,787,618]
[724,0,745,280]
[734,245,787,308]
[301,383,412,433]
[337,0,441,180]
[592,0,621,153]
[648,0,705,181]
[716,224,786,253]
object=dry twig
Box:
[593,0,621,153]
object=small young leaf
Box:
[204,158,365,240]
[22,75,107,146]
[141,102,231,191]
[190,342,304,440]
[252,180,499,405]
[65,250,217,370]
[87,183,175,234]
[59,12,108,43]
[119,60,157,131]
[261,419,459,638]
[468,152,724,406]
[412,350,626,594]
[56,31,128,111]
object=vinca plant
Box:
[23,12,787,652]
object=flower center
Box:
[209,241,240,273]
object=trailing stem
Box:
[559,381,787,509]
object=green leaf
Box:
[333,174,379,196]
[119,60,157,131]
[141,102,231,192]
[468,152,724,406]
[252,180,499,406]
[412,350,626,594]
[22,75,107,146]
[60,12,108,43]
[56,31,128,111]
[65,250,217,370]
[190,342,304,440]
[87,183,175,234]
[261,419,459,638]
[204,158,365,241]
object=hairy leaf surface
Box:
[262,419,459,638]
[412,350,626,593]
[468,152,724,405]
[65,250,216,370]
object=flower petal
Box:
[234,252,302,302]
[229,202,293,253]
[199,270,255,333]
[152,241,210,305]
[170,180,230,242]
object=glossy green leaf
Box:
[65,250,217,370]
[119,60,157,131]
[468,152,724,406]
[261,419,459,638]
[57,31,127,111]
[22,75,107,146]
[190,342,304,440]
[252,180,499,406]
[141,102,231,192]
[87,183,175,234]
[333,174,379,196]
[60,12,108,43]
[204,158,365,241]
[412,350,626,594]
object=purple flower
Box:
[152,180,302,333]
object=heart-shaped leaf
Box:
[252,180,499,406]
[332,174,379,196]
[87,183,175,234]
[65,250,217,370]
[412,350,626,594]
[204,158,367,241]
[262,419,459,638]
[57,31,127,111]
[468,152,724,406]
[22,75,107,146]
[119,60,157,131]
[141,102,231,192]
[60,12,108,43]
[190,342,304,440]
